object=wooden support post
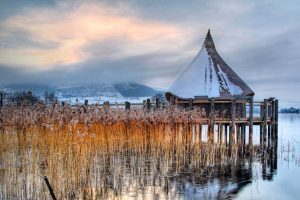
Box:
[211,99,215,129]
[84,99,88,106]
[143,100,146,109]
[206,124,210,143]
[44,176,57,200]
[125,101,130,110]
[210,98,215,117]
[230,98,236,145]
[243,103,246,118]
[61,101,65,106]
[264,99,268,123]
[170,96,175,105]
[271,100,276,143]
[249,96,254,146]
[189,98,193,110]
[155,98,160,109]
[275,99,279,141]
[263,99,268,146]
[269,97,275,119]
[175,97,179,107]
[241,125,245,146]
[268,124,271,147]
[225,124,228,146]
[219,124,223,144]
[275,99,279,123]
[260,124,263,145]
[146,98,151,112]
[268,103,272,119]
[229,126,233,147]
[0,92,3,107]
[236,124,240,145]
[104,101,110,108]
[199,124,202,145]
[210,98,215,143]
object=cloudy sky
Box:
[0,0,299,105]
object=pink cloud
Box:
[0,2,186,70]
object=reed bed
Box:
[0,104,209,128]
[0,105,275,199]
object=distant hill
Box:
[1,82,160,99]
[114,82,158,97]
[2,83,54,97]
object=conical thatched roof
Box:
[166,30,254,101]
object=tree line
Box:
[0,91,57,106]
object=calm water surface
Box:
[233,114,300,200]
[128,114,300,200]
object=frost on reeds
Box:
[0,104,208,128]
[0,104,274,199]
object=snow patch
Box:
[217,64,242,95]
[169,47,220,98]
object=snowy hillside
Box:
[1,82,161,104]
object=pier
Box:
[75,96,278,147]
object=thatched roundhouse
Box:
[166,30,254,118]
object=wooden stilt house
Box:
[165,30,254,118]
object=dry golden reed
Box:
[0,105,270,199]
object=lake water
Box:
[119,114,300,199]
[235,114,300,200]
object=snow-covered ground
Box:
[58,94,150,105]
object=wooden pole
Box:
[268,124,271,147]
[84,99,88,106]
[219,124,223,144]
[210,98,215,143]
[249,96,254,146]
[170,96,175,105]
[155,98,160,109]
[264,99,268,123]
[225,124,228,146]
[275,99,279,141]
[0,92,3,107]
[125,101,130,110]
[146,98,151,112]
[175,97,179,107]
[241,125,245,146]
[230,98,236,145]
[104,101,110,108]
[44,176,57,200]
[263,99,268,146]
[271,100,276,143]
[236,124,240,145]
[199,124,202,145]
[260,124,263,145]
[189,98,193,110]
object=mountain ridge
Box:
[1,82,161,99]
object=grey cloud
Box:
[0,51,189,88]
[1,0,300,106]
